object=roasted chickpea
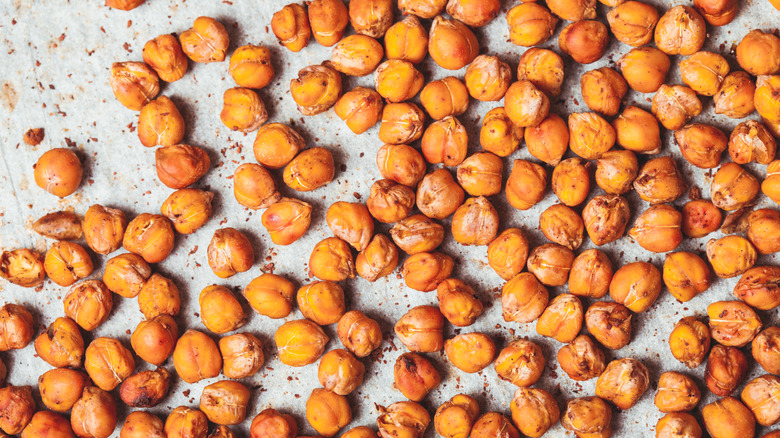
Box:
[695,0,739,25]
[582,194,631,246]
[434,394,479,438]
[463,55,511,102]
[138,95,185,147]
[746,209,780,255]
[199,285,246,334]
[142,34,187,82]
[334,87,383,134]
[355,234,399,282]
[109,61,160,110]
[663,252,711,303]
[515,51,563,102]
[394,305,445,352]
[502,272,549,323]
[199,380,250,425]
[755,75,780,124]
[707,300,762,347]
[706,344,748,396]
[568,112,615,160]
[309,237,356,282]
[318,349,365,395]
[0,304,31,354]
[207,227,254,278]
[131,314,178,366]
[375,60,423,103]
[536,293,583,343]
[155,144,210,189]
[569,249,612,299]
[713,72,756,118]
[70,387,117,438]
[44,241,93,287]
[308,0,348,47]
[453,153,503,197]
[551,158,590,206]
[120,411,165,438]
[35,316,84,368]
[173,329,222,383]
[679,51,729,97]
[390,214,445,255]
[22,411,74,438]
[33,210,82,241]
[420,77,469,121]
[674,123,727,169]
[63,280,112,331]
[39,368,90,413]
[607,1,659,46]
[349,0,393,38]
[737,30,780,76]
[655,371,701,413]
[451,197,499,246]
[284,147,335,191]
[338,310,383,357]
[712,163,760,211]
[539,204,584,250]
[470,413,520,438]
[161,188,214,235]
[509,388,559,438]
[669,316,711,369]
[444,332,495,373]
[617,47,670,94]
[656,412,702,438]
[253,124,305,169]
[306,388,351,437]
[557,334,607,381]
[164,407,208,438]
[85,337,135,391]
[702,397,756,438]
[559,20,609,64]
[261,197,312,246]
[290,65,342,115]
[275,319,329,366]
[119,367,170,408]
[436,278,484,326]
[753,326,780,375]
[272,3,311,52]
[297,281,346,325]
[547,0,595,21]
[594,150,638,195]
[734,265,780,310]
[82,204,127,255]
[765,160,780,204]
[505,160,547,210]
[586,301,633,350]
[580,68,628,117]
[421,116,468,166]
[729,120,777,165]
[561,396,612,438]
[34,147,83,198]
[330,35,384,77]
[485,229,528,281]
[628,204,683,253]
[220,87,268,133]
[180,16,228,63]
[479,108,523,157]
[595,358,650,410]
[219,332,264,379]
[380,104,426,146]
[366,180,414,224]
[122,213,175,264]
[401,251,452,292]
[654,6,706,55]
[494,339,545,387]
[505,80,550,128]
[325,202,374,251]
[394,352,441,401]
[228,45,274,89]
[250,409,298,438]
[634,156,686,204]
[681,199,722,238]
[428,16,478,70]
[652,84,703,130]
[611,106,661,155]
[740,375,780,426]
[447,0,500,26]
[527,243,574,287]
[506,3,558,47]
[384,15,428,64]
[137,273,180,319]
[609,262,662,313]
[376,401,430,438]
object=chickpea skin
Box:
[707,300,762,347]
[355,234,399,282]
[390,214,445,255]
[695,0,739,25]
[109,61,160,110]
[39,368,90,412]
[402,251,454,292]
[510,388,559,438]
[331,35,384,77]
[262,197,313,245]
[142,34,187,82]
[349,0,393,38]
[85,337,135,391]
[367,179,415,224]
[319,349,365,395]
[220,87,268,133]
[527,243,575,287]
[669,316,711,369]
[63,280,113,331]
[421,116,469,166]
[729,120,777,165]
[437,278,484,327]
[44,241,93,287]
[326,201,375,251]
[680,51,730,96]
[32,210,82,241]
[376,401,430,438]
[122,213,175,264]
[674,123,728,169]
[539,204,584,250]
[164,407,208,438]
[272,3,311,52]
[119,367,171,408]
[471,413,519,438]
[447,0,500,27]
[155,144,210,189]
[297,281,346,325]
[131,314,178,366]
[595,358,650,410]
[706,235,757,279]
[70,387,117,438]
[34,148,82,198]
[120,411,166,438]
[200,380,251,425]
[656,413,702,438]
[633,156,686,204]
[753,326,780,372]
[652,84,703,130]
[714,72,756,119]
[208,227,254,278]
[451,197,499,246]
[741,374,780,426]
[734,265,780,310]
[711,162,760,211]
[765,160,780,204]
[82,204,127,255]
[22,411,75,438]
[284,147,335,191]
[581,67,629,116]
[309,237,356,282]
[428,16,479,70]
[504,80,550,128]
[456,152,503,197]
[525,113,569,165]
[595,150,638,195]
[249,408,298,438]
[219,332,265,379]
[561,396,612,438]
[161,188,214,235]
[706,344,748,396]
[487,228,529,281]
[253,123,305,169]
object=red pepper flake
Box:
[64,137,76,148]
[122,42,132,53]
[188,245,199,256]
[127,20,132,27]
[11,19,16,25]
[58,33,66,42]
[35,60,40,67]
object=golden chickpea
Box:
[161,188,214,235]
[35,317,84,368]
[379,103,426,145]
[356,234,398,282]
[85,337,135,391]
[702,397,756,438]
[421,116,468,166]
[308,0,348,47]
[506,3,559,47]
[70,387,117,438]
[547,0,596,21]
[634,156,686,204]
[681,199,721,238]
[119,367,170,408]
[434,394,479,438]
[330,35,384,77]
[470,413,520,438]
[586,301,633,350]
[706,344,748,397]
[402,251,454,292]
[83,204,127,255]
[611,106,661,155]
[394,352,441,401]
[428,16,478,70]
[375,60,424,103]
[737,30,780,76]
[199,285,246,334]
[755,75,780,124]
[34,147,83,198]
[447,0,500,26]
[655,371,701,413]
[120,411,165,438]
[155,144,210,189]
[568,112,615,160]
[527,243,575,287]
[207,227,254,278]
[334,87,383,134]
[444,332,495,373]
[765,160,780,204]
[561,397,613,438]
[228,45,274,89]
[714,72,756,119]
[338,310,383,357]
[679,51,729,97]
[291,64,342,115]
[106,0,145,9]
[22,411,74,438]
[559,20,609,64]
[582,194,631,246]
[309,237,356,282]
[0,305,30,355]
[504,80,550,128]
[219,332,264,379]
[137,95,185,147]
[306,388,351,437]
[609,261,662,313]
[63,280,112,331]
[746,209,780,255]
[142,34,188,83]
[384,16,428,64]
[669,316,711,369]
[523,119,568,171]
[261,197,312,246]
[505,159,547,210]
[123,213,175,264]
[580,68,628,117]
[131,314,178,366]
[394,305,445,352]
[437,278,484,326]
[594,150,638,195]
[275,319,329,366]
[164,407,208,438]
[376,145,425,188]
[596,358,649,410]
[694,0,739,25]
[536,293,583,343]
[451,197,499,246]
[656,413,702,438]
[753,326,780,375]
[454,153,503,197]
[628,204,683,253]
[109,61,160,110]
[272,3,311,52]
[708,300,762,347]
[551,157,590,206]
[464,55,511,102]
[220,87,268,133]
[137,273,180,319]
[607,1,659,46]
[349,0,393,38]
[199,380,250,426]
[487,229,529,281]
[502,272,549,323]
[32,210,81,241]
[180,16,228,63]
[569,249,612,299]
[539,204,584,250]
[652,84,703,130]
[734,266,780,310]
[173,330,222,383]
[376,401,430,438]
[284,147,335,191]
[390,214,445,255]
[654,6,706,55]
[327,202,374,251]
[663,251,711,303]
[420,77,469,121]
[366,179,415,224]
[318,349,365,395]
[509,388,559,438]
[740,375,780,426]
[494,339,544,387]
[253,123,305,169]
[44,243,91,291]
[297,281,346,325]
[557,334,606,381]
[674,123,727,169]
[250,409,297,438]
[729,120,777,165]
[39,368,90,413]
[711,162,760,211]
[618,47,670,93]
[480,107,524,157]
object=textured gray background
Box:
[0,0,778,436]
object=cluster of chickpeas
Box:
[2,0,780,436]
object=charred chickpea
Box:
[447,0,500,27]
[219,332,264,379]
[436,278,484,327]
[652,85,703,130]
[527,243,575,287]
[607,1,659,46]
[356,234,399,282]
[394,305,445,352]
[330,35,384,77]
[262,197,313,245]
[464,55,512,101]
[384,16,428,64]
[220,87,268,133]
[655,371,701,412]
[334,87,383,134]
[161,188,214,235]
[510,388,559,438]
[434,394,479,438]
[138,273,180,319]
[451,197,499,246]
[680,51,730,96]
[229,45,274,89]
[164,407,208,438]
[568,112,615,160]
[22,411,74,438]
[539,204,584,250]
[506,3,559,47]
[634,156,686,204]
[753,326,780,374]
[695,0,739,25]
[421,116,468,166]
[569,249,613,299]
[290,64,342,115]
[200,285,246,334]
[253,123,305,169]
[327,202,374,251]
[480,107,524,157]
[729,120,777,164]
[747,209,780,255]
[504,80,550,127]
[656,413,702,438]
[309,237,356,282]
[376,401,430,438]
[33,210,82,241]
[654,6,707,56]
[367,179,415,223]
[297,281,346,325]
[420,77,469,120]
[494,339,545,387]
[701,397,756,438]
[581,68,629,116]
[675,123,728,169]
[536,293,584,343]
[275,319,329,366]
[562,397,615,437]
[618,47,671,93]
[349,0,393,38]
[428,16,478,70]
[319,349,365,395]
[487,228,529,281]
[613,106,662,154]
[557,334,607,380]
[394,352,441,401]
[207,227,254,278]
[765,160,780,204]
[199,380,250,425]
[547,0,596,21]
[681,199,722,238]
[34,148,82,198]
[35,317,84,368]
[595,150,638,195]
[39,368,89,412]
[609,262,662,312]
[734,266,780,310]
[142,34,188,82]
[249,408,298,438]
[502,272,550,323]
[173,329,222,383]
[119,367,170,408]
[516,49,564,99]
[272,3,311,52]
[379,103,426,145]
[131,314,178,365]
[559,20,609,64]
[711,163,760,211]
[706,344,748,396]
[120,411,166,438]
[155,144,211,189]
[582,194,631,246]
[663,252,711,302]
[85,337,135,391]
[138,95,185,147]
[628,204,683,253]
[180,17,229,63]
[551,157,590,206]
[669,316,711,369]
[444,332,496,373]
[470,413,520,438]
[375,60,424,103]
[737,30,780,76]
[284,147,335,191]
[707,300,762,347]
[596,358,650,410]
[402,251,454,292]
[44,241,93,287]
[505,159,547,210]
[337,310,383,357]
[63,280,113,331]
[585,301,633,349]
[306,388,351,437]
[70,387,117,438]
[524,114,568,166]
[755,75,780,124]
[109,61,160,110]
[308,0,349,47]
[390,214,446,255]
[714,72,756,119]
[741,375,780,426]
[83,204,127,255]
[454,153,504,198]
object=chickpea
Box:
[437,278,484,326]
[275,319,329,366]
[654,6,707,55]
[755,75,780,124]
[606,1,659,46]
[155,144,210,189]
[734,265,780,310]
[22,411,74,438]
[421,116,468,166]
[618,47,671,94]
[390,214,445,255]
[695,0,739,25]
[663,252,711,303]
[309,237,356,282]
[508,388,559,438]
[655,371,701,413]
[505,160,547,211]
[729,120,777,165]
[747,209,780,255]
[561,396,612,437]
[447,0,500,27]
[581,68,629,117]
[349,0,393,38]
[428,16,478,70]
[109,62,159,110]
[252,127,303,171]
[419,77,468,121]
[681,199,722,238]
[207,228,254,278]
[569,249,612,299]
[123,213,175,264]
[669,316,711,369]
[740,375,780,426]
[444,332,495,373]
[376,401,430,438]
[131,314,178,365]
[34,147,83,198]
[342,426,378,438]
[707,300,762,347]
[712,163,761,211]
[470,413,520,438]
[657,413,703,438]
[319,349,365,395]
[634,156,686,204]
[161,188,214,235]
[120,411,166,438]
[737,30,780,76]
[70,387,117,438]
[338,310,383,357]
[674,123,728,169]
[366,180,414,224]
[354,233,398,281]
[462,55,511,102]
[306,388,351,437]
[199,285,246,334]
[557,334,606,381]
[179,16,228,63]
[611,106,661,155]
[217,332,264,379]
[308,0,349,46]
[35,317,84,368]
[504,80,550,128]
[434,394,479,438]
[330,35,384,77]
[290,64,342,115]
[453,153,502,198]
[582,194,631,246]
[324,202,374,252]
[568,112,615,160]
[527,243,575,286]
[334,87,383,134]
[199,380,250,426]
[594,150,638,195]
[501,272,549,323]
[33,210,82,241]
[539,204,584,250]
[595,358,650,410]
[137,273,180,319]
[487,229,529,281]
[678,52,729,98]
[753,326,780,375]
[226,45,274,90]
[586,301,633,350]
[546,0,595,21]
[628,204,683,253]
[85,337,135,391]
[106,0,145,11]
[520,120,567,173]
[384,15,428,64]
[652,84,703,130]
[394,352,441,401]
[261,197,312,246]
[705,344,748,397]
[142,34,188,82]
[220,87,268,133]
[394,305,445,352]
[702,397,756,438]
[609,262,662,313]
[536,293,584,343]
[173,329,222,383]
[402,252,453,292]
[765,160,780,204]
[64,280,113,331]
[164,407,209,438]
[284,147,335,191]
[297,281,346,325]
[250,409,297,438]
[138,95,185,147]
[559,20,609,65]
[119,367,170,408]
[551,158,590,207]
[379,104,426,146]
[39,368,90,412]
[713,72,756,118]
[479,108,522,158]
[506,3,558,47]
[451,197,499,246]
[44,241,93,287]
[494,339,545,387]
[82,204,127,255]
[272,3,311,52]
[375,60,424,103]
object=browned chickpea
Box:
[161,188,214,235]
[755,75,780,124]
[377,144,426,188]
[356,234,399,282]
[740,374,780,426]
[471,413,520,438]
[708,300,762,347]
[318,349,365,395]
[200,285,246,334]
[308,0,348,47]
[434,394,479,438]
[428,16,478,70]
[199,380,250,425]
[586,301,633,350]
[379,103,426,145]
[734,266,780,310]
[505,159,547,211]
[123,213,175,264]
[702,397,756,438]
[655,371,701,413]
[309,237,356,282]
[420,77,469,121]
[539,204,584,250]
[480,108,523,157]
[444,332,495,373]
[663,251,711,302]
[765,160,780,204]
[109,62,160,110]
[557,334,606,381]
[35,317,84,368]
[402,252,454,292]
[747,209,780,255]
[451,197,499,246]
[628,204,683,253]
[524,116,568,168]
[633,156,686,204]
[272,3,311,52]
[502,272,549,323]
[207,227,254,278]
[395,305,445,352]
[711,163,760,211]
[384,15,428,64]
[64,280,113,331]
[569,249,613,299]
[737,30,780,76]
[609,261,662,313]
[679,51,729,97]
[421,116,468,166]
[327,202,374,251]
[464,55,511,102]
[253,123,305,169]
[32,210,82,241]
[618,46,671,93]
[536,293,583,343]
[367,179,415,223]
[581,68,629,117]
[0,304,31,353]
[34,148,82,198]
[517,49,564,98]
[657,413,702,438]
[706,344,748,397]
[376,401,430,438]
[44,241,93,287]
[753,327,780,375]
[561,397,613,438]
[228,45,274,89]
[595,358,649,410]
[527,243,575,287]
[607,1,659,46]
[39,368,89,413]
[652,84,703,130]
[131,314,178,366]
[173,329,222,383]
[694,0,739,25]
[250,409,297,438]
[613,106,662,154]
[119,367,170,408]
[669,316,711,369]
[390,214,445,255]
[338,310,383,357]
[297,281,346,325]
[70,387,117,438]
[284,147,335,191]
[334,87,383,134]
[559,20,609,64]
[394,352,441,401]
[487,228,529,281]
[729,120,777,165]
[349,0,393,38]
[582,194,631,246]
[275,319,329,366]
[120,411,165,438]
[714,72,756,119]
[142,34,188,83]
[331,35,384,77]
[504,80,550,128]
[290,65,342,115]
[137,273,180,319]
[595,150,638,195]
[506,3,558,47]
[138,95,185,147]
[654,6,707,55]
[447,0,500,27]
[83,204,127,255]
[455,153,503,197]
[306,388,351,437]
[220,87,268,133]
[85,337,135,391]
[22,411,74,438]
[164,407,208,438]
[261,197,312,246]
[180,17,229,63]
[568,112,615,160]
[681,199,722,238]
[547,0,595,21]
[437,278,484,326]
[509,388,559,438]
[674,123,727,169]
[155,144,210,189]
[375,60,424,103]
[219,332,264,379]
[494,339,545,387]
[551,157,590,206]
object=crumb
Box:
[23,128,44,146]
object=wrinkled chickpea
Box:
[434,394,479,438]
[394,305,445,352]
[297,281,346,325]
[581,68,628,117]
[200,285,246,334]
[675,123,727,169]
[290,64,342,115]
[173,329,222,383]
[506,3,558,47]
[551,157,590,206]
[83,204,127,255]
[207,227,254,278]
[559,20,609,64]
[695,0,739,25]
[109,62,160,110]
[539,204,584,250]
[229,45,274,89]
[0,304,31,353]
[480,107,524,157]
[250,409,297,438]
[85,337,135,391]
[402,251,453,292]
[464,55,511,102]
[22,411,74,438]
[180,17,229,63]
[33,210,82,241]
[711,163,760,211]
[505,159,547,210]
[272,3,311,52]
[254,123,305,169]
[612,106,662,155]
[547,0,595,21]
[527,243,574,287]
[586,301,633,350]
[155,144,211,189]
[669,316,711,368]
[319,349,365,395]
[502,272,549,323]
[138,273,180,319]
[487,228,529,281]
[377,144,426,188]
[356,234,399,282]
[523,117,569,170]
[367,179,415,223]
[44,241,93,287]
[706,344,748,396]
[517,49,564,98]
[447,0,500,27]
[747,209,780,255]
[765,160,780,204]
[755,75,780,124]
[471,413,520,438]
[64,280,113,331]
[663,252,711,302]
[342,426,378,438]
[421,116,468,166]
[34,148,83,198]
[510,388,559,438]
[655,371,701,412]
[308,0,349,47]
[455,153,503,197]
[737,30,780,76]
[569,249,613,299]
[536,293,583,343]
[752,326,780,374]
[334,87,383,134]
[390,214,445,255]
[734,265,780,310]
[702,397,756,438]
[729,120,777,165]
[609,262,662,313]
[327,202,374,251]
[451,197,499,246]
[220,87,268,133]
[338,310,383,357]
[71,386,117,438]
[436,278,484,326]
[394,352,441,401]
[504,80,550,128]
[275,319,329,366]
[680,51,729,97]
[330,35,384,77]
[654,6,706,55]
[420,77,469,120]
[428,16,478,70]
[39,368,89,413]
[119,367,170,408]
[219,332,264,379]
[379,103,426,145]
[741,374,780,426]
[714,72,756,119]
[568,112,615,160]
[375,60,423,103]
[376,401,430,438]
[652,85,703,130]
[164,407,209,438]
[582,194,631,246]
[306,388,351,437]
[284,147,335,191]
[138,95,185,147]
[35,316,84,368]
[628,205,683,253]
[594,150,638,195]
[120,411,166,438]
[618,47,670,93]
[123,213,173,260]
[444,332,495,373]
[261,197,312,245]
[349,0,393,37]
[384,15,428,64]
[707,300,762,347]
[200,380,250,425]
[595,358,649,410]
[557,334,607,381]
[681,199,722,238]
[161,188,214,235]
[634,156,686,204]
[494,339,545,387]
[607,1,659,46]
[561,396,612,438]
[131,314,178,365]
[657,413,702,438]
[309,237,356,282]
[142,34,188,82]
